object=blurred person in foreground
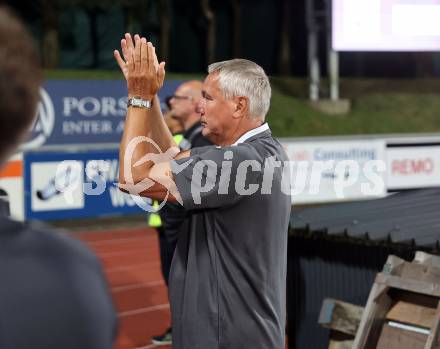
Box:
[149,81,212,345]
[0,7,117,349]
[114,34,291,349]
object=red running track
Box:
[76,227,171,349]
[75,227,288,349]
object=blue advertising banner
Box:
[23,79,182,149]
[24,148,151,220]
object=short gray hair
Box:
[208,59,271,121]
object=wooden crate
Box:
[318,298,364,348]
[353,252,440,349]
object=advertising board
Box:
[333,0,440,51]
[386,146,440,190]
[22,79,181,150]
[0,153,24,220]
[281,140,387,203]
[24,149,150,220]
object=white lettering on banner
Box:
[84,159,119,183]
[109,186,136,207]
[63,97,78,116]
[78,97,100,116]
[334,160,360,199]
[118,97,128,115]
[22,88,55,150]
[101,97,117,116]
[308,161,335,195]
[84,160,108,196]
[289,161,308,195]
[104,159,119,183]
[62,121,113,135]
[63,97,127,117]
[362,160,386,196]
[391,158,434,175]
[116,121,125,133]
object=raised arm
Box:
[114,34,187,202]
[114,34,177,153]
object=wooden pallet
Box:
[353,252,440,349]
[319,298,364,348]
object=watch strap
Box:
[127,97,152,109]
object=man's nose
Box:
[195,99,204,114]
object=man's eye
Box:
[202,91,212,101]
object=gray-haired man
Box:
[114,34,291,349]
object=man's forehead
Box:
[178,81,203,95]
[204,72,219,84]
[203,73,220,93]
[176,84,192,94]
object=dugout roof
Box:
[291,189,440,248]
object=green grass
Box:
[268,91,440,137]
[44,70,440,137]
[268,77,440,137]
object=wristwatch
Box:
[127,96,152,109]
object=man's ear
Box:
[232,96,249,119]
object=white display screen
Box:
[333,0,440,51]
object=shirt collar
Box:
[232,123,270,145]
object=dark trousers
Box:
[157,227,177,286]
